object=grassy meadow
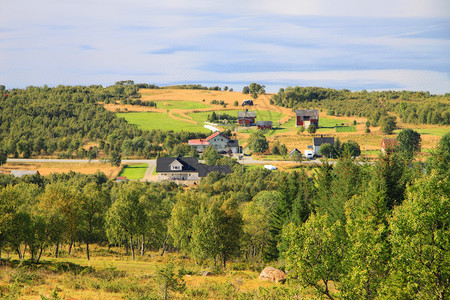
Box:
[0,246,307,299]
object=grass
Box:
[153,100,211,110]
[118,164,148,180]
[393,127,449,137]
[0,246,307,299]
[335,126,356,132]
[319,117,351,128]
[117,112,211,133]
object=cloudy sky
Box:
[1,0,449,93]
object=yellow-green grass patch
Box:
[117,112,211,133]
[118,164,148,180]
[153,100,211,110]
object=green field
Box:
[153,100,211,110]
[319,117,351,128]
[187,109,287,125]
[117,112,211,133]
[118,164,148,180]
[335,126,356,132]
[394,127,449,137]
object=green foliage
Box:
[109,151,121,166]
[0,149,6,165]
[202,146,222,165]
[156,262,186,299]
[380,115,397,134]
[283,213,346,300]
[307,124,317,134]
[341,140,361,157]
[247,131,269,154]
[397,128,421,160]
[388,172,450,299]
[319,143,332,157]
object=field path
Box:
[168,111,198,124]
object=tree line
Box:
[0,84,206,159]
[270,87,450,125]
[1,132,448,298]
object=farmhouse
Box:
[188,131,239,153]
[238,111,256,126]
[381,138,398,154]
[313,136,335,156]
[257,121,273,129]
[295,109,319,129]
[10,170,40,177]
[156,156,232,181]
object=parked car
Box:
[304,150,314,159]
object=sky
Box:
[1,0,449,94]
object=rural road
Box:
[6,157,346,181]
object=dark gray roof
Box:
[197,164,232,177]
[295,109,319,117]
[238,111,256,118]
[256,121,272,126]
[10,170,40,177]
[313,137,335,146]
[289,148,300,155]
[227,140,239,148]
[156,156,199,172]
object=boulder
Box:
[259,267,286,283]
[200,270,214,276]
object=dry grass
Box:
[0,162,122,179]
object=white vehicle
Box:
[304,150,314,159]
[264,165,277,170]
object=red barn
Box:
[295,109,319,128]
[238,111,256,126]
[257,121,273,129]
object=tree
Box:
[248,131,269,154]
[109,150,121,167]
[380,115,397,134]
[106,183,147,259]
[79,183,109,260]
[307,124,317,134]
[156,262,186,300]
[279,144,288,157]
[283,213,347,300]
[0,149,6,166]
[242,86,250,94]
[202,145,221,165]
[191,197,243,267]
[388,172,450,299]
[319,143,332,158]
[341,140,361,157]
[397,128,421,160]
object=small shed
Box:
[289,148,301,157]
[257,121,273,129]
[381,138,398,154]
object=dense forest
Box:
[270,86,450,125]
[0,83,206,159]
[1,133,448,299]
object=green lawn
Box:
[335,126,356,132]
[118,164,148,180]
[117,112,211,133]
[153,100,210,110]
[319,117,351,128]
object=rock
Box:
[259,267,286,283]
[200,270,214,276]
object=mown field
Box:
[118,164,148,180]
[111,88,448,160]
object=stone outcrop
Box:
[259,267,286,283]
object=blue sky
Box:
[1,0,449,94]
